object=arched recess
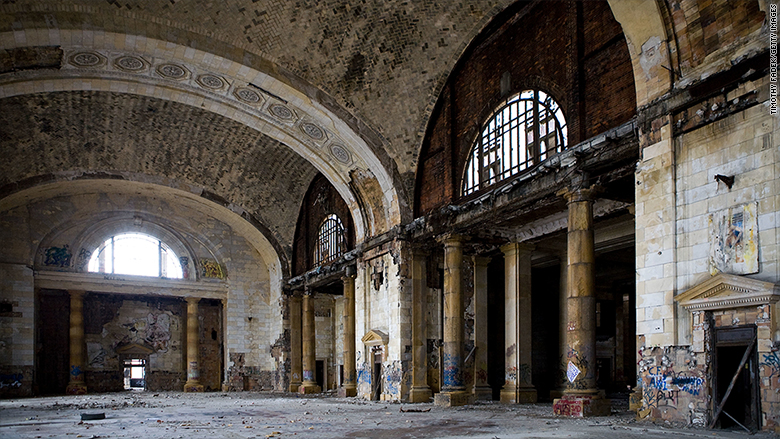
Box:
[0,29,403,242]
[606,0,672,107]
[1,179,280,295]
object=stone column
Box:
[472,255,492,400]
[553,187,609,416]
[434,234,473,407]
[409,250,432,402]
[500,243,537,403]
[299,289,321,394]
[66,290,87,395]
[339,271,357,397]
[288,291,303,392]
[184,297,204,392]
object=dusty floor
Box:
[0,392,776,439]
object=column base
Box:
[473,385,492,401]
[628,387,643,411]
[288,382,302,393]
[337,386,357,398]
[184,381,204,392]
[66,383,87,395]
[408,386,433,403]
[434,390,474,407]
[500,387,537,404]
[553,394,611,417]
[298,382,321,394]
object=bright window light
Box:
[88,233,183,279]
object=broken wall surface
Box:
[0,263,34,397]
[354,240,412,401]
[0,189,283,395]
[633,1,776,429]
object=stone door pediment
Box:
[676,273,780,311]
[361,329,388,347]
[115,342,155,355]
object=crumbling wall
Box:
[84,295,184,392]
[637,345,710,427]
[0,263,34,398]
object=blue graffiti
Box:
[762,352,780,380]
[357,369,371,386]
[0,374,23,389]
[670,376,703,396]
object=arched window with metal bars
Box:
[313,214,347,267]
[462,89,567,196]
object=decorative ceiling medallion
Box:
[301,122,325,141]
[69,52,102,67]
[269,104,295,121]
[197,74,225,89]
[329,144,351,164]
[233,87,262,104]
[114,56,146,72]
[157,63,187,79]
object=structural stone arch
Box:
[0,29,402,241]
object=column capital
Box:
[185,296,201,305]
[68,290,86,299]
[437,233,467,246]
[303,287,316,297]
[556,185,601,203]
[499,242,535,256]
[472,255,492,267]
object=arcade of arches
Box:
[0,0,778,433]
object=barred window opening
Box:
[462,90,567,196]
[87,233,183,279]
[314,214,347,267]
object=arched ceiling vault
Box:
[0,1,677,269]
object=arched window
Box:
[313,214,347,267]
[87,233,183,279]
[462,89,567,196]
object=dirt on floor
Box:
[0,392,776,439]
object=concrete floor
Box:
[0,392,776,439]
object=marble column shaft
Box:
[500,243,537,403]
[339,275,357,397]
[564,189,598,395]
[409,251,432,402]
[299,290,321,393]
[288,292,303,392]
[184,297,204,392]
[66,290,87,395]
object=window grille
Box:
[314,214,347,267]
[463,90,567,196]
[87,233,183,279]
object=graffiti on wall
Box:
[0,374,23,389]
[709,202,758,275]
[762,351,780,384]
[44,245,72,267]
[200,258,226,279]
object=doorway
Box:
[713,326,760,431]
[123,358,146,390]
[371,348,382,401]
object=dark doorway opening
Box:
[315,360,324,390]
[371,348,382,401]
[35,289,70,395]
[486,254,505,401]
[714,326,760,431]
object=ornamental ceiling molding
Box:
[0,30,402,240]
[675,273,780,312]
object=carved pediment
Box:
[676,273,780,311]
[361,329,389,347]
[115,342,155,355]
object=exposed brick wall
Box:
[415,1,636,215]
[292,174,355,276]
[666,0,765,74]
